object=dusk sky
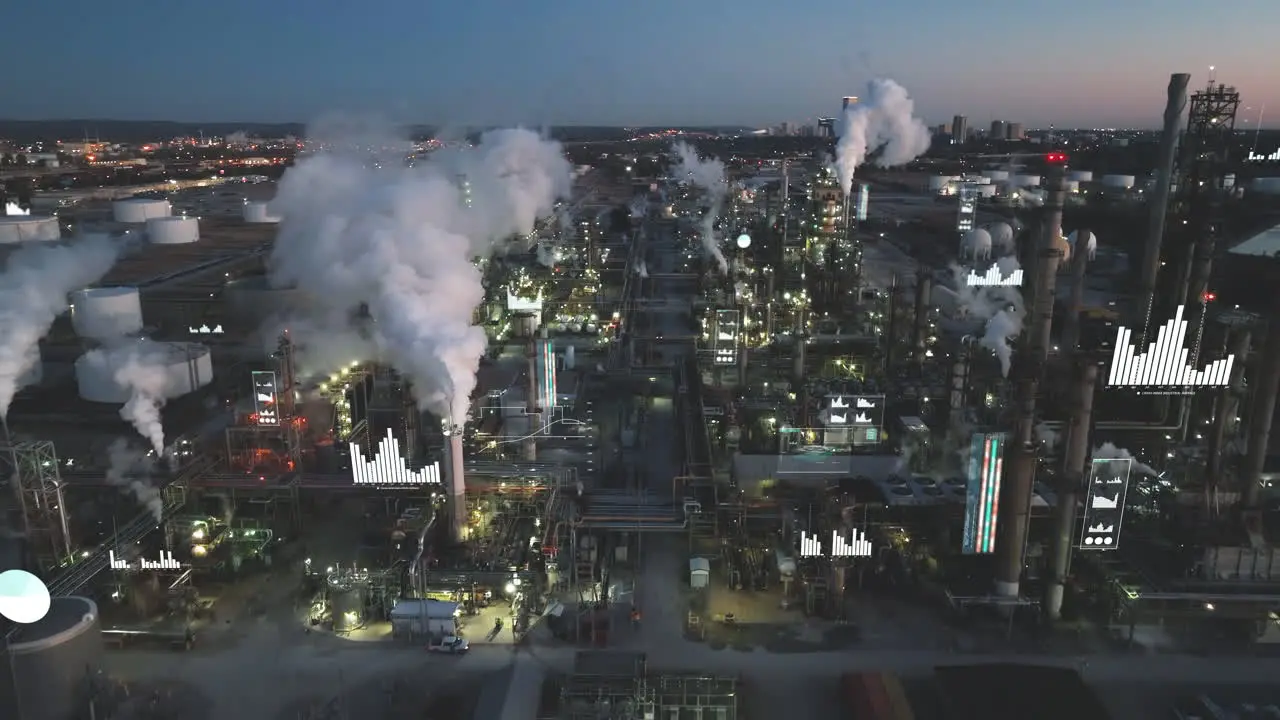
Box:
[5,0,1277,129]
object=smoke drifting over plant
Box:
[834,79,932,197]
[82,340,174,456]
[0,235,121,418]
[671,141,729,274]
[1093,442,1159,477]
[269,119,572,425]
[106,438,164,522]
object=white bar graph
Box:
[799,530,873,557]
[1106,305,1234,387]
[965,266,1024,287]
[350,429,442,485]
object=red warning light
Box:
[1046,152,1068,164]
[1203,291,1217,302]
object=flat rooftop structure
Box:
[1227,222,1280,258]
[1218,221,1280,310]
[933,664,1111,720]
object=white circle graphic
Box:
[0,569,52,624]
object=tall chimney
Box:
[1206,326,1250,486]
[993,163,1067,598]
[1243,312,1280,507]
[445,430,467,542]
[1060,230,1092,355]
[1137,73,1191,346]
[913,274,933,360]
[1045,360,1097,620]
[737,346,749,387]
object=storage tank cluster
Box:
[146,216,200,245]
[1100,174,1136,190]
[112,198,171,223]
[0,215,61,243]
[74,339,213,404]
[0,597,104,720]
[70,286,145,340]
[243,201,281,223]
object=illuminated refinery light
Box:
[350,429,443,485]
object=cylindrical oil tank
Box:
[330,586,363,632]
[242,201,281,223]
[513,311,540,338]
[1012,174,1041,187]
[146,216,200,244]
[927,175,954,192]
[0,597,103,720]
[976,184,998,198]
[113,198,171,223]
[75,340,214,404]
[1250,177,1280,195]
[1101,174,1136,189]
[1067,170,1093,183]
[0,216,61,244]
[223,275,309,331]
[981,169,1009,182]
[70,286,144,339]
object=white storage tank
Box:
[981,169,1010,182]
[1250,177,1280,195]
[0,216,61,243]
[1012,174,1041,187]
[0,596,104,720]
[242,201,281,223]
[70,286,144,339]
[223,275,309,330]
[146,216,199,245]
[927,175,954,192]
[75,340,213,404]
[1067,170,1093,183]
[1101,174,1136,189]
[112,198,171,223]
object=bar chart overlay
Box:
[799,529,874,557]
[1106,305,1234,387]
[350,429,442,485]
[965,266,1024,287]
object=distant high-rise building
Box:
[990,120,1008,140]
[952,115,969,144]
[842,96,859,111]
[818,117,836,138]
[1007,122,1025,140]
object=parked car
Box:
[427,636,469,654]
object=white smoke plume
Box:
[1035,422,1060,451]
[105,438,164,522]
[834,79,932,197]
[262,310,377,380]
[535,242,557,268]
[981,309,1023,377]
[269,120,572,424]
[224,131,251,146]
[629,197,647,219]
[635,261,649,279]
[948,263,1024,322]
[672,141,729,274]
[1093,442,1159,476]
[83,340,173,455]
[0,234,121,417]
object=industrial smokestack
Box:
[1045,360,1098,621]
[1243,312,1280,507]
[912,274,933,360]
[738,346,749,387]
[1137,73,1191,346]
[792,337,807,385]
[1061,230,1092,355]
[445,430,467,542]
[993,163,1068,598]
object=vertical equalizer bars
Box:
[798,530,874,557]
[1107,305,1234,387]
[350,429,442,485]
[965,266,1024,287]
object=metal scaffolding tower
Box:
[3,439,73,569]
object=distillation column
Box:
[524,334,541,462]
[445,430,467,542]
[1045,361,1098,620]
[912,275,933,361]
[1060,230,1092,355]
[993,163,1068,598]
[1243,313,1280,507]
[1206,326,1251,486]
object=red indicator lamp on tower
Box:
[1203,291,1216,302]
[1046,152,1068,164]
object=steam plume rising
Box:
[1093,442,1159,477]
[82,340,172,455]
[270,120,572,424]
[981,309,1023,377]
[671,141,729,274]
[834,79,932,197]
[0,235,121,417]
[105,438,163,522]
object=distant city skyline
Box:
[4,0,1277,130]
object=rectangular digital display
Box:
[1079,458,1132,550]
[251,371,279,426]
[713,309,739,365]
[823,395,884,428]
[962,433,1004,554]
[535,339,556,410]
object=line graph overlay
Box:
[965,266,1024,287]
[1106,305,1233,387]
